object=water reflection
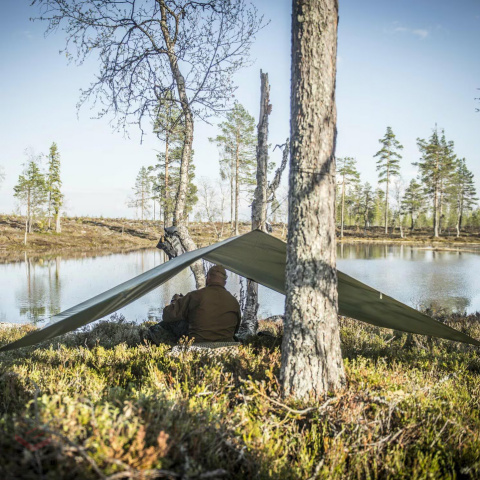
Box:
[0,249,284,325]
[1,244,480,326]
[337,244,480,314]
[16,255,62,323]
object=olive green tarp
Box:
[1,230,479,352]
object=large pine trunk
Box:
[280,0,345,400]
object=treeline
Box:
[337,126,478,238]
[10,143,64,243]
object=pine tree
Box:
[336,157,360,237]
[128,166,152,221]
[401,179,425,232]
[13,155,47,244]
[373,188,385,227]
[359,182,375,232]
[374,127,403,234]
[46,142,63,232]
[209,102,256,234]
[438,132,457,234]
[450,158,478,237]
[416,126,456,237]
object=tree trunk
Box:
[230,164,234,231]
[159,0,204,289]
[48,192,52,230]
[240,70,271,338]
[457,200,463,237]
[433,185,439,237]
[384,168,389,235]
[340,173,345,238]
[24,216,28,246]
[164,134,170,228]
[235,137,240,235]
[55,210,61,233]
[281,0,345,400]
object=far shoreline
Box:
[2,215,480,260]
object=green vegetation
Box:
[45,142,64,233]
[337,125,479,238]
[0,314,479,479]
[209,102,257,235]
[13,154,48,243]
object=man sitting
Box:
[146,265,241,345]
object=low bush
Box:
[0,314,479,479]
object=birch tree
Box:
[32,0,264,288]
[281,0,345,399]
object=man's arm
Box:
[162,293,190,323]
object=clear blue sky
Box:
[0,0,479,218]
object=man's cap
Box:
[208,265,227,278]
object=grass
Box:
[0,313,479,479]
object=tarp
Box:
[1,230,479,352]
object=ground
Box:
[0,313,479,479]
[2,216,479,262]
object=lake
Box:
[1,243,480,326]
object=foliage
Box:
[449,158,478,234]
[153,92,185,225]
[128,166,152,221]
[13,154,48,235]
[1,313,480,478]
[336,157,360,236]
[209,102,257,232]
[336,125,478,238]
[45,142,63,231]
[415,127,456,237]
[374,127,403,233]
[152,147,198,223]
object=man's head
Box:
[206,265,227,286]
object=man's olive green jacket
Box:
[162,283,241,342]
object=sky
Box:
[0,0,479,219]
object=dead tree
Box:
[280,0,345,400]
[240,71,287,338]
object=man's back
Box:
[162,283,241,342]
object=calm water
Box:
[0,250,284,325]
[1,244,480,326]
